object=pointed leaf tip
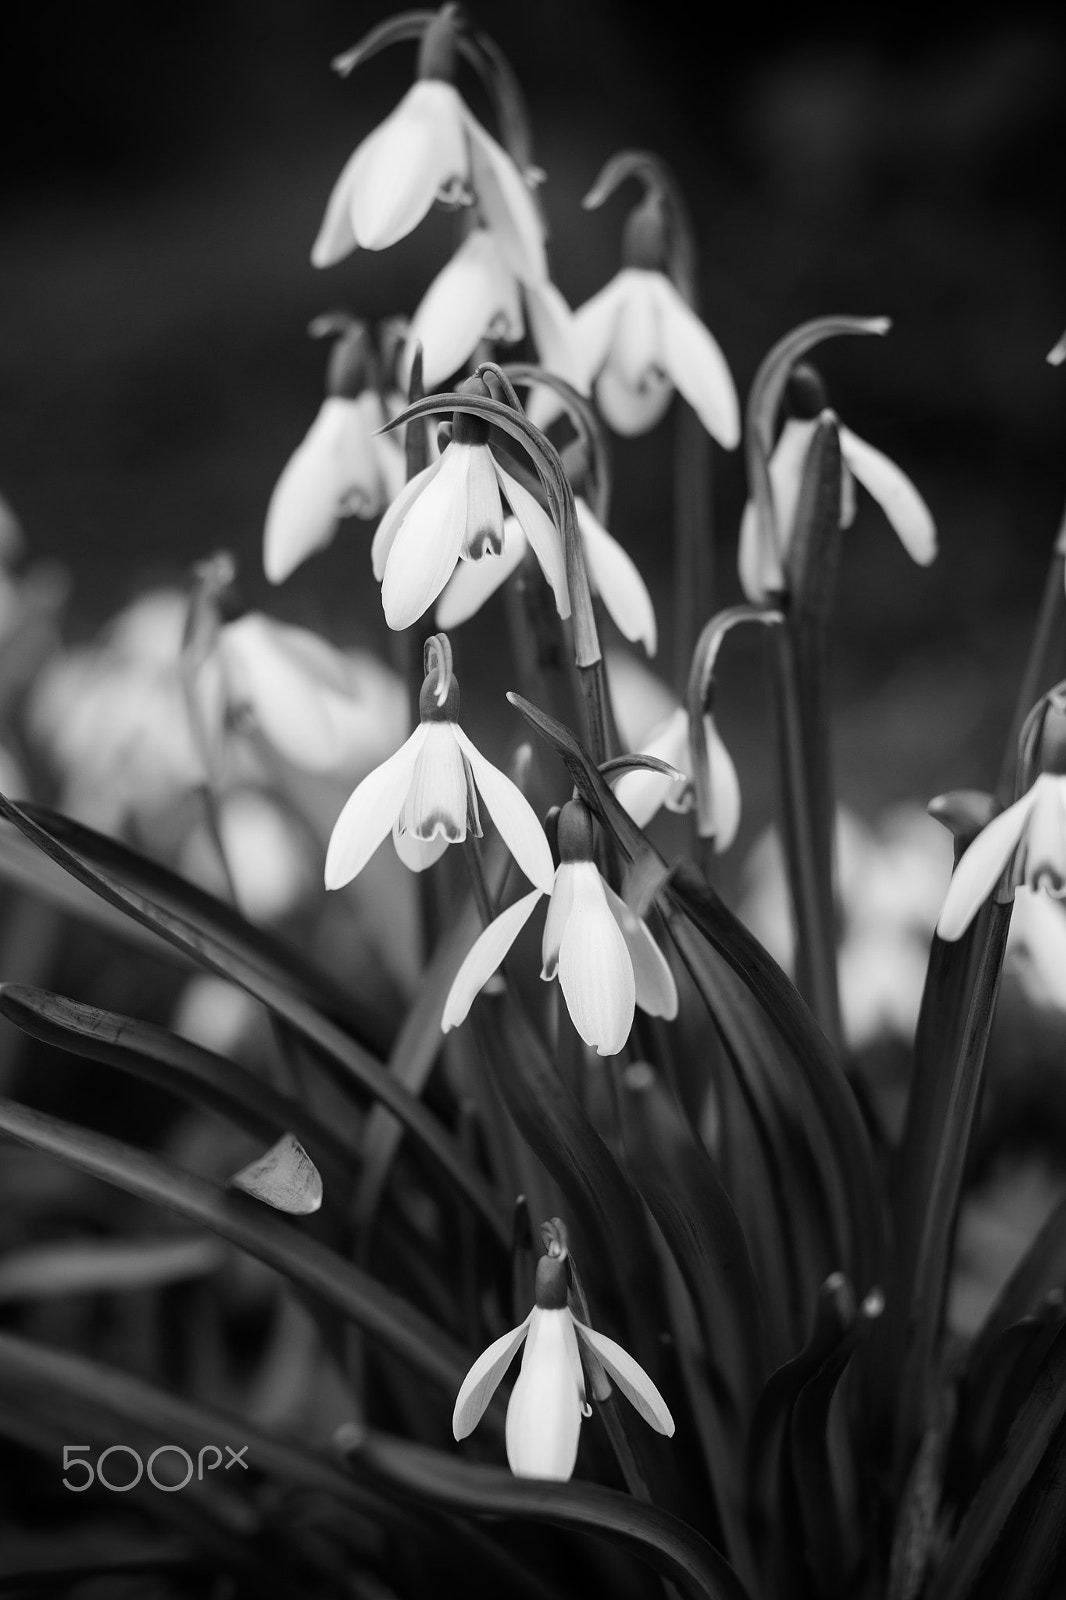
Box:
[228,1133,323,1215]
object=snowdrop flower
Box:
[371,377,569,631]
[405,228,524,390]
[264,323,406,585]
[452,1232,673,1480]
[937,774,1066,941]
[613,704,739,847]
[325,640,553,890]
[442,797,677,1056]
[738,387,937,603]
[436,498,657,655]
[312,9,545,285]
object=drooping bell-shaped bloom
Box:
[738,413,937,603]
[264,322,408,585]
[571,266,739,445]
[436,498,657,655]
[452,1242,673,1480]
[442,798,677,1056]
[371,380,569,630]
[937,773,1066,941]
[404,228,524,390]
[325,656,553,891]
[312,14,545,284]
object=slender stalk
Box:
[673,403,713,692]
[996,535,1066,804]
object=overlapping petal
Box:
[380,447,490,629]
[936,782,1040,940]
[461,109,547,286]
[408,229,523,390]
[372,460,442,582]
[325,724,430,888]
[505,1309,584,1479]
[571,1320,674,1435]
[651,274,739,448]
[839,425,937,567]
[576,498,656,654]
[436,516,528,628]
[264,396,386,584]
[454,727,554,893]
[557,862,635,1055]
[494,464,570,618]
[603,884,678,1019]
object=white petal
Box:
[371,460,443,582]
[596,361,674,435]
[650,275,739,448]
[699,717,742,853]
[310,144,362,268]
[392,817,450,872]
[453,1315,532,1440]
[442,889,544,1031]
[401,723,472,842]
[408,229,523,390]
[558,863,636,1055]
[839,426,937,566]
[458,448,507,561]
[461,107,547,285]
[495,465,570,619]
[346,82,468,255]
[572,1320,674,1435]
[454,727,554,893]
[576,498,656,654]
[380,446,481,630]
[936,785,1039,940]
[737,418,817,601]
[524,279,589,392]
[1021,779,1066,894]
[324,725,429,889]
[263,398,379,584]
[612,706,689,828]
[603,884,678,1019]
[572,273,635,384]
[505,1309,584,1479]
[541,863,576,980]
[436,517,528,628]
[219,614,363,772]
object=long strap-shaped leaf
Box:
[338,1426,751,1600]
[0,982,356,1181]
[0,1096,469,1395]
[509,696,885,1294]
[926,1322,1066,1600]
[967,1193,1066,1376]
[16,799,392,1051]
[0,794,507,1245]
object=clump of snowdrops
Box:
[1,8,1065,1599]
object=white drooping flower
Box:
[404,228,525,390]
[370,382,569,631]
[442,798,677,1056]
[738,414,937,603]
[311,18,546,287]
[453,1239,673,1480]
[436,499,656,655]
[325,657,553,892]
[936,773,1066,942]
[569,266,739,445]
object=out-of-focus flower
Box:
[741,805,952,1050]
[312,12,545,284]
[937,774,1066,941]
[443,797,677,1056]
[738,413,937,603]
[452,1233,673,1479]
[265,396,406,586]
[179,789,315,925]
[607,653,739,845]
[325,653,552,891]
[371,380,568,630]
[570,267,738,444]
[437,499,656,655]
[405,228,524,389]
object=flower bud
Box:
[326,325,374,399]
[785,362,829,420]
[451,374,493,447]
[556,798,595,863]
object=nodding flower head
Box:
[312,9,546,284]
[442,796,678,1056]
[371,376,569,631]
[452,1222,674,1480]
[325,634,553,891]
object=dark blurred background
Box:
[2,0,1065,809]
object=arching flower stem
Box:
[995,496,1066,805]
